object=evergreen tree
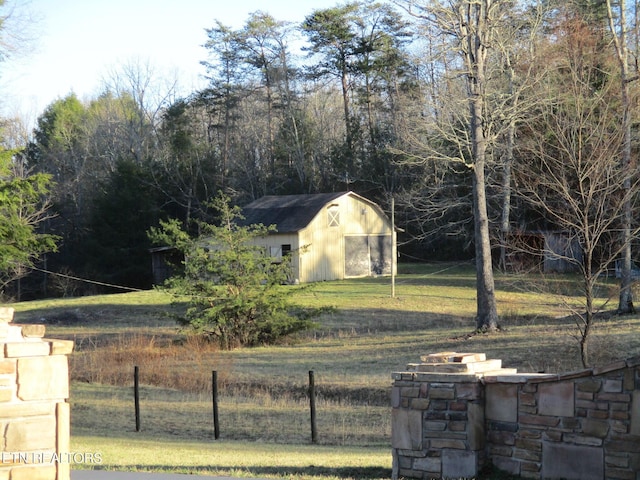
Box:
[149,193,320,348]
[0,150,58,296]
[85,160,161,290]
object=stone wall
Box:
[391,352,640,479]
[0,307,74,480]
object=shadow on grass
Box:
[86,464,392,479]
[13,302,183,327]
[81,464,519,480]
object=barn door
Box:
[369,235,392,274]
[344,236,369,277]
[344,235,392,277]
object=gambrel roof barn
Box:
[241,191,396,284]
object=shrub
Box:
[149,193,320,348]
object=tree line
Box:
[2,0,640,363]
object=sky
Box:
[0,0,340,123]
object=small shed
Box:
[149,246,182,285]
[241,191,396,283]
[505,230,582,273]
[543,231,582,273]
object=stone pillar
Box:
[393,351,640,480]
[0,307,74,480]
[391,352,513,479]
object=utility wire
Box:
[29,266,144,293]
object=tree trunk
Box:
[607,0,636,314]
[618,81,634,313]
[499,117,514,273]
[471,98,499,332]
[465,0,500,331]
[581,262,595,368]
[619,197,634,313]
[499,59,516,272]
[341,65,353,173]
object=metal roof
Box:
[240,192,350,233]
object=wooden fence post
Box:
[309,370,317,444]
[212,370,220,439]
[134,365,140,432]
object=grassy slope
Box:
[11,263,640,479]
[71,435,391,479]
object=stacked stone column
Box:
[391,352,513,479]
[485,359,640,479]
[392,351,640,480]
[0,307,74,480]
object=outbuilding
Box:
[241,191,397,283]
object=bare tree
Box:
[492,3,547,272]
[394,0,537,331]
[515,38,640,366]
[606,0,638,314]
[0,0,39,57]
[101,58,178,164]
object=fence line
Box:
[133,366,319,441]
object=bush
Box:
[149,193,320,348]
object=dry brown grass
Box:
[14,264,640,447]
[71,333,234,392]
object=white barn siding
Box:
[252,233,300,281]
[297,194,393,282]
[242,191,395,283]
[298,218,343,283]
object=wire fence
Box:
[133,367,320,443]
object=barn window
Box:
[269,245,291,263]
[328,205,340,227]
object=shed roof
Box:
[241,192,347,233]
[241,191,401,234]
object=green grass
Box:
[71,435,392,479]
[70,383,390,446]
[10,263,640,479]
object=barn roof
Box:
[240,192,347,233]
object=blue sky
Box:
[0,0,340,121]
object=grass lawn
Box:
[71,435,391,479]
[11,263,640,479]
